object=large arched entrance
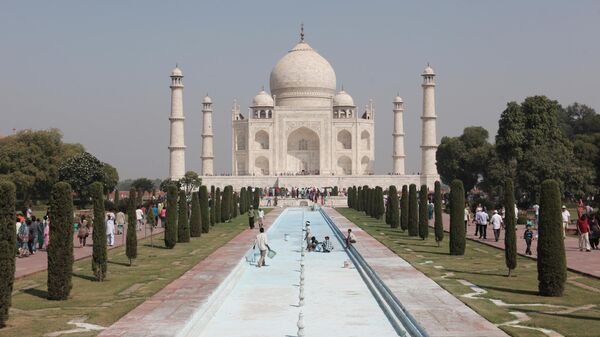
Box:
[287,127,320,174]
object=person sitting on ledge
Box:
[308,236,318,252]
[345,228,357,248]
[321,236,333,252]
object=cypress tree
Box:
[388,185,399,228]
[232,192,239,218]
[246,186,252,211]
[113,189,120,206]
[504,179,517,277]
[400,185,408,231]
[367,187,373,216]
[537,179,566,296]
[347,186,353,208]
[0,181,16,327]
[48,182,74,300]
[240,187,247,214]
[215,188,221,224]
[146,207,156,248]
[221,186,231,222]
[190,191,202,237]
[178,190,190,242]
[200,185,210,233]
[363,185,369,213]
[419,185,429,240]
[375,187,385,219]
[253,188,260,209]
[385,189,391,225]
[434,181,444,246]
[449,179,466,255]
[165,184,178,249]
[210,186,215,226]
[357,186,363,211]
[90,182,107,281]
[126,189,138,266]
[408,184,419,236]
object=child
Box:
[524,224,534,255]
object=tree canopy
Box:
[180,171,202,196]
[58,151,106,207]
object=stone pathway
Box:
[438,213,600,278]
[15,224,164,279]
[325,208,509,337]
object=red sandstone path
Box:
[15,224,164,279]
[437,213,600,278]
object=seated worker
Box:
[345,228,357,248]
[308,236,318,252]
[321,236,334,252]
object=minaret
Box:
[420,64,439,185]
[392,95,405,174]
[168,65,185,180]
[201,95,214,176]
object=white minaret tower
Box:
[420,64,439,187]
[201,95,214,176]
[168,65,186,180]
[392,94,405,175]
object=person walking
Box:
[36,216,44,250]
[589,214,600,250]
[248,207,255,229]
[523,224,534,255]
[27,218,37,255]
[77,216,90,247]
[475,208,489,240]
[135,206,144,231]
[17,218,30,257]
[42,215,50,249]
[106,215,116,246]
[577,214,591,252]
[464,205,471,233]
[253,227,271,268]
[257,208,265,228]
[116,210,126,235]
[561,205,571,238]
[491,210,503,242]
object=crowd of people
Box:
[15,209,49,258]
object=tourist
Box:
[308,236,318,252]
[304,221,311,244]
[152,204,159,225]
[475,208,489,240]
[321,236,334,252]
[77,216,90,248]
[428,200,434,220]
[490,210,503,242]
[42,215,50,249]
[36,216,44,250]
[523,224,534,255]
[159,206,167,227]
[345,228,357,248]
[106,215,115,246]
[258,208,265,228]
[253,227,271,268]
[464,205,471,233]
[532,203,540,226]
[561,206,571,238]
[589,214,600,250]
[17,218,30,257]
[116,210,126,235]
[26,205,33,220]
[577,214,591,252]
[27,218,38,255]
[136,206,144,231]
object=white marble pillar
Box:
[201,95,214,176]
[169,66,186,180]
[392,95,405,174]
[420,65,439,186]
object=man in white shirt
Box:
[258,208,265,228]
[532,203,540,225]
[561,205,570,238]
[475,209,490,240]
[135,207,144,231]
[106,215,115,246]
[490,210,503,242]
[254,227,271,268]
[464,206,471,233]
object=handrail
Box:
[319,209,429,337]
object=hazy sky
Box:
[2,1,599,179]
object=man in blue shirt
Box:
[475,209,490,240]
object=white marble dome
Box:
[333,90,354,107]
[252,90,274,107]
[171,66,183,77]
[269,41,336,104]
[393,95,403,103]
[423,65,435,75]
[202,95,212,104]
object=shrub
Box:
[90,182,107,281]
[165,184,178,249]
[374,187,385,220]
[190,191,202,237]
[400,185,408,231]
[387,185,399,228]
[504,179,517,276]
[357,186,363,211]
[419,184,429,240]
[232,192,238,218]
[253,188,260,209]
[449,179,466,255]
[537,179,566,296]
[214,188,221,224]
[126,189,138,266]
[48,182,74,300]
[210,186,215,226]
[0,181,16,327]
[177,190,190,242]
[408,184,418,236]
[200,186,210,233]
[239,187,247,214]
[434,181,444,245]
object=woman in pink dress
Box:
[43,215,50,249]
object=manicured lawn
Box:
[1,211,264,337]
[337,208,600,337]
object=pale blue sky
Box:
[2,1,599,179]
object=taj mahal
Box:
[167,28,440,190]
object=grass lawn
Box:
[337,208,600,337]
[1,211,266,337]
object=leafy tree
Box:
[102,163,119,195]
[449,179,466,255]
[199,186,210,233]
[0,181,16,327]
[165,184,178,249]
[58,152,105,208]
[190,192,202,237]
[131,178,155,195]
[558,103,600,138]
[387,186,399,228]
[126,189,138,266]
[180,171,202,196]
[537,179,566,296]
[408,184,418,236]
[48,182,74,300]
[90,182,107,281]
[434,181,444,246]
[215,188,222,224]
[400,185,408,231]
[418,185,429,240]
[160,178,180,192]
[178,190,190,243]
[504,179,517,277]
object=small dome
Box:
[252,90,274,107]
[171,66,183,77]
[422,65,435,75]
[393,95,403,103]
[203,95,212,104]
[333,90,354,107]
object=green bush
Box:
[200,186,210,233]
[504,179,517,276]
[253,188,260,209]
[48,182,74,300]
[190,191,202,237]
[419,185,429,240]
[400,185,408,231]
[449,179,466,255]
[239,187,246,214]
[0,181,16,327]
[357,186,363,211]
[90,182,107,281]
[387,185,399,228]
[434,181,444,245]
[408,184,418,236]
[177,190,190,243]
[537,179,566,296]
[165,184,178,249]
[210,186,215,226]
[126,189,138,266]
[214,188,221,224]
[374,187,385,220]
